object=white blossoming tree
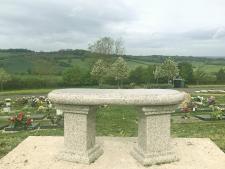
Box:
[91,59,108,87]
[161,58,179,84]
[110,57,129,88]
[153,66,163,84]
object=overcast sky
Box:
[0,0,225,56]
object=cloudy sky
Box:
[0,0,225,56]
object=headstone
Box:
[56,109,63,115]
[3,98,12,113]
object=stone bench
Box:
[48,89,184,166]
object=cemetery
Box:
[0,2,225,168]
[0,87,225,168]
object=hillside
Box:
[0,49,225,75]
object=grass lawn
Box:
[1,106,225,159]
[0,88,54,96]
[188,84,225,89]
[0,87,225,159]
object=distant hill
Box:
[0,49,225,75]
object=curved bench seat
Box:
[48,88,184,106]
[48,88,184,166]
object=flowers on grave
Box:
[9,116,16,122]
[15,97,29,106]
[210,105,224,120]
[4,96,52,111]
[46,108,63,126]
[208,96,216,105]
[191,96,205,106]
[26,117,32,126]
[8,112,33,129]
[180,92,192,112]
[191,95,216,108]
[179,92,193,118]
[37,105,46,113]
[17,112,23,121]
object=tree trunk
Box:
[99,79,103,88]
[1,82,3,91]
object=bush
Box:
[146,83,173,89]
[63,66,94,87]
[4,75,63,90]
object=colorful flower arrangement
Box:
[9,112,33,129]
[180,92,193,118]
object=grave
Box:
[195,114,225,121]
[31,114,46,120]
[4,122,39,131]
[2,98,12,113]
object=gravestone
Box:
[3,98,11,113]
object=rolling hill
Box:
[0,49,225,76]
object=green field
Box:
[0,88,53,96]
[1,49,225,75]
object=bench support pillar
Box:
[56,105,103,164]
[131,105,178,166]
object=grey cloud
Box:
[183,29,215,40]
[181,28,225,40]
[213,27,225,39]
[0,0,137,51]
[0,0,225,56]
[0,0,136,36]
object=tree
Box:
[91,59,108,87]
[153,66,164,84]
[161,58,179,84]
[88,37,125,56]
[32,59,57,75]
[194,68,206,85]
[110,57,129,88]
[62,66,82,86]
[129,66,146,84]
[178,62,194,83]
[128,65,155,86]
[0,68,11,91]
[140,65,155,85]
[216,68,225,83]
[114,38,125,56]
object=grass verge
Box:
[0,89,54,96]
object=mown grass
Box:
[188,85,225,88]
[96,106,138,136]
[0,88,54,96]
[172,121,225,152]
[1,106,225,159]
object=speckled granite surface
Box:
[1,136,225,169]
[48,89,184,106]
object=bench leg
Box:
[131,105,178,166]
[57,105,103,164]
